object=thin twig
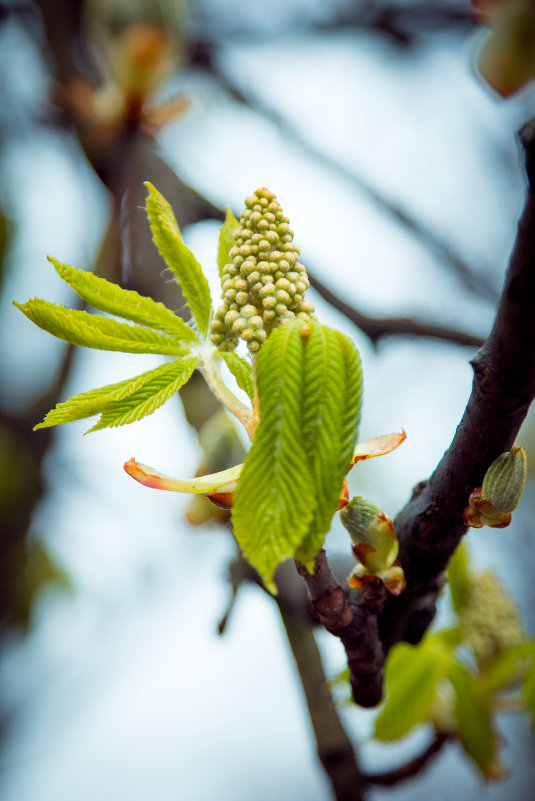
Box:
[364,732,449,787]
[307,271,485,349]
[191,54,498,303]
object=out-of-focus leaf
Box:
[435,627,464,649]
[477,1,535,97]
[447,542,472,614]
[145,182,212,336]
[449,661,498,777]
[12,540,72,630]
[374,638,450,741]
[522,641,535,726]
[479,641,534,696]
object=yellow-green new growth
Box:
[210,188,315,354]
[459,571,526,668]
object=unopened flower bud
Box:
[464,447,527,528]
[340,496,405,594]
[212,188,316,352]
[482,446,527,513]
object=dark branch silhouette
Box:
[307,270,485,348]
[364,732,449,787]
[189,46,498,303]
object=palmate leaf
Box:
[89,355,198,431]
[219,350,255,403]
[448,661,498,777]
[49,257,199,344]
[217,207,239,283]
[14,299,189,356]
[295,324,362,567]
[145,182,212,337]
[231,319,315,591]
[34,358,198,430]
[374,637,450,741]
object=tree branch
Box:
[189,51,498,303]
[297,124,535,709]
[296,551,386,708]
[378,123,535,654]
[363,732,449,787]
[277,577,366,801]
[307,271,485,349]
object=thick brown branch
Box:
[378,128,535,652]
[364,732,449,787]
[339,128,535,697]
[296,551,386,707]
[297,126,535,710]
[307,271,485,349]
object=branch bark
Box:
[298,124,535,707]
[296,551,386,708]
[379,124,535,654]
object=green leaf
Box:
[295,324,362,566]
[217,207,239,283]
[434,627,463,649]
[34,359,197,430]
[14,299,190,355]
[448,661,498,776]
[144,182,212,336]
[219,350,255,403]
[479,641,534,697]
[49,257,199,343]
[231,319,315,591]
[88,355,198,431]
[374,639,449,741]
[447,542,472,614]
[522,641,535,726]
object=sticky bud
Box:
[464,446,527,528]
[340,496,405,595]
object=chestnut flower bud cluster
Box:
[459,571,526,668]
[210,188,315,353]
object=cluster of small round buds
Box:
[460,571,526,667]
[209,188,315,353]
